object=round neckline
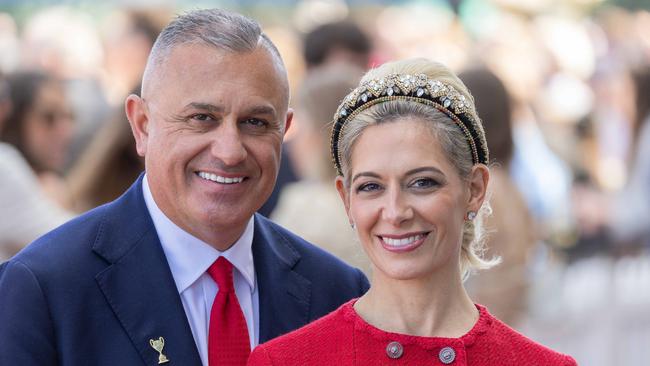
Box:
[340,299,492,349]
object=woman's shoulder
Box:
[0,143,33,177]
[248,301,355,366]
[476,307,577,365]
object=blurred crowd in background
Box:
[1,0,649,364]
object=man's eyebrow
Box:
[245,105,277,118]
[180,103,277,118]
[182,102,224,113]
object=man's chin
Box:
[198,206,252,227]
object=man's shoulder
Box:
[10,178,148,272]
[254,214,369,327]
[9,203,111,272]
[255,214,364,275]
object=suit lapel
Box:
[253,214,312,343]
[93,177,202,365]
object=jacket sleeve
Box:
[0,260,58,365]
[356,267,370,296]
[247,345,274,366]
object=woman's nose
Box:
[381,188,414,226]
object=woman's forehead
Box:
[350,119,450,172]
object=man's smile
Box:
[197,171,246,184]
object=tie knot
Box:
[208,257,234,292]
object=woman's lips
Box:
[378,232,429,253]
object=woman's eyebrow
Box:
[404,166,444,176]
[352,171,381,184]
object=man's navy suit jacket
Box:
[0,176,369,365]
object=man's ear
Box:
[125,94,149,157]
[467,164,490,213]
[283,108,294,137]
[335,175,353,226]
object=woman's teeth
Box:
[381,234,425,247]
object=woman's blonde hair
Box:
[336,58,498,279]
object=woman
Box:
[0,72,73,260]
[66,85,144,211]
[1,71,75,208]
[247,59,576,365]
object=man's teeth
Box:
[382,234,425,247]
[197,172,244,184]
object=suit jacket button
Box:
[386,341,403,359]
[439,346,456,364]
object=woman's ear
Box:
[335,176,353,226]
[467,164,490,213]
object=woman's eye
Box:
[357,182,381,193]
[410,178,438,189]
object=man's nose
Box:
[381,187,414,226]
[209,120,248,166]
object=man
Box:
[0,9,368,366]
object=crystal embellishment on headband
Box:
[331,73,489,176]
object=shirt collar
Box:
[142,175,256,294]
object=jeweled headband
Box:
[330,73,489,176]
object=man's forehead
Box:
[142,43,288,99]
[164,42,283,73]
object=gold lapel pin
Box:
[149,336,170,364]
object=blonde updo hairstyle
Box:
[336,58,497,280]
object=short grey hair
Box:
[142,8,285,95]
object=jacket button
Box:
[386,341,403,359]
[439,346,456,364]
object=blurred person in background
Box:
[575,65,650,248]
[610,66,650,246]
[303,20,373,71]
[20,5,112,171]
[259,19,373,217]
[587,61,635,195]
[0,70,75,208]
[65,11,164,211]
[460,67,537,327]
[271,64,372,275]
[599,65,650,248]
[475,13,575,249]
[100,10,165,104]
[66,85,145,211]
[0,72,73,261]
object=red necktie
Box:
[208,257,251,366]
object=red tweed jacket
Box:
[248,300,577,366]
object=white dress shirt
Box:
[142,176,259,366]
